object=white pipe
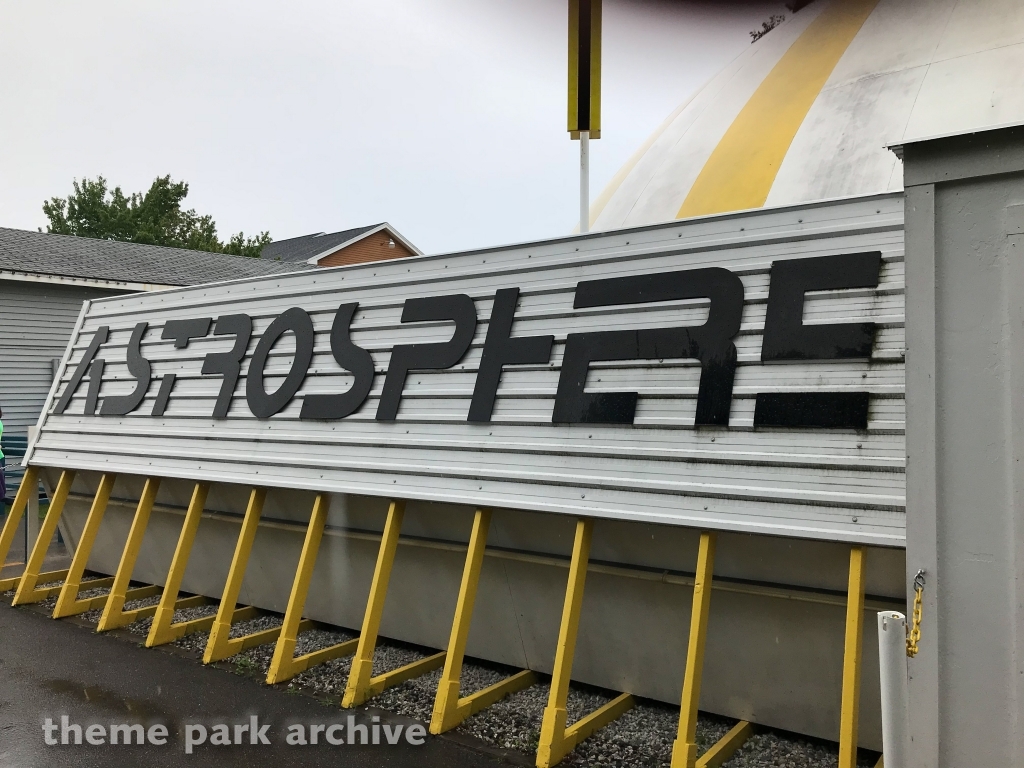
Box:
[878,611,910,768]
[580,130,590,233]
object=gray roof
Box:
[0,227,309,287]
[260,224,379,263]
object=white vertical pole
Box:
[878,611,910,768]
[579,130,590,233]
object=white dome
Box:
[591,0,1024,229]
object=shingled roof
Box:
[259,225,380,264]
[0,227,310,287]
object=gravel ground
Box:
[230,625,360,681]
[36,585,109,614]
[124,602,219,638]
[171,612,286,655]
[1,583,880,768]
[79,593,161,624]
[726,731,878,768]
[448,678,732,767]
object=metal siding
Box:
[31,195,907,545]
[0,281,118,441]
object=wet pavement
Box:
[0,601,511,768]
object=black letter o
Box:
[246,307,315,419]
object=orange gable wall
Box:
[316,233,415,267]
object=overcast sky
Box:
[0,1,780,254]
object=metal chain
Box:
[906,569,925,657]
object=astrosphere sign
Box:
[30,195,907,545]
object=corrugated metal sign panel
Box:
[28,194,906,545]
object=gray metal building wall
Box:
[0,279,118,443]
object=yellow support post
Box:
[536,518,635,768]
[266,492,359,684]
[0,466,41,592]
[203,488,305,663]
[342,499,415,708]
[672,531,718,768]
[695,720,752,768]
[430,508,537,733]
[96,478,161,631]
[13,470,76,604]
[147,482,210,646]
[839,546,866,768]
[51,473,122,618]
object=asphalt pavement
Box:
[0,600,513,768]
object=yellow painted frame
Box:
[51,474,152,618]
[536,518,634,768]
[839,546,866,768]
[430,508,537,734]
[266,492,359,684]
[95,478,205,632]
[695,720,753,768]
[342,499,446,707]
[566,0,602,138]
[12,470,77,604]
[203,488,302,663]
[0,467,64,593]
[672,531,719,768]
[146,482,238,647]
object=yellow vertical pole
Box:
[96,477,161,631]
[203,487,266,664]
[536,517,593,768]
[342,498,406,708]
[671,531,718,768]
[266,492,330,684]
[0,466,40,591]
[839,546,866,768]
[146,482,209,647]
[430,508,493,733]
[52,473,117,617]
[13,470,76,604]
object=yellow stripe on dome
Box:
[677,0,878,218]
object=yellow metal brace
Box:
[266,492,359,684]
[695,720,753,768]
[0,467,64,593]
[203,488,308,664]
[94,477,159,629]
[839,546,866,768]
[430,508,537,733]
[12,470,77,604]
[342,499,446,707]
[93,477,204,632]
[147,482,230,647]
[671,531,722,768]
[536,518,635,768]
[51,474,153,618]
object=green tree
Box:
[42,175,271,258]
